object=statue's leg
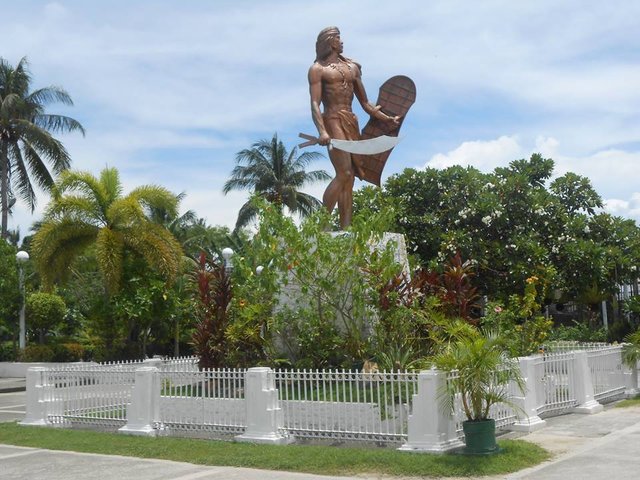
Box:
[328,149,354,229]
[323,118,355,229]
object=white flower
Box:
[481,215,492,225]
[584,226,590,234]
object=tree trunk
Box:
[0,142,9,239]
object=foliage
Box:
[31,167,183,294]
[0,56,84,238]
[622,329,640,370]
[547,321,608,343]
[190,252,233,369]
[248,199,404,367]
[623,295,640,325]
[360,154,640,320]
[111,274,180,358]
[26,291,66,343]
[420,253,481,323]
[481,276,553,356]
[18,344,54,362]
[433,332,525,421]
[0,239,19,342]
[223,133,330,231]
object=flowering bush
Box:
[481,276,553,356]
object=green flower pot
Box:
[462,419,498,455]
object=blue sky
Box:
[3,0,640,235]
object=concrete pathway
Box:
[504,404,640,480]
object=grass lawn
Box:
[0,422,549,477]
[615,395,640,408]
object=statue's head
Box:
[315,26,340,61]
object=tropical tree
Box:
[0,57,84,238]
[223,133,329,230]
[31,167,183,294]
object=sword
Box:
[298,133,402,155]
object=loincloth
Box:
[323,110,365,179]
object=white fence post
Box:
[572,351,603,414]
[510,356,546,432]
[20,367,51,426]
[235,367,293,444]
[398,369,463,453]
[118,366,159,436]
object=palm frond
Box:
[234,200,260,231]
[31,219,98,288]
[95,227,125,293]
[127,185,179,219]
[7,142,36,211]
[33,114,85,136]
[98,167,123,205]
[124,222,183,284]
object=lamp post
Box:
[16,250,29,350]
[221,247,234,273]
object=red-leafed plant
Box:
[190,251,233,370]
[433,252,480,323]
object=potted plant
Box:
[434,332,525,454]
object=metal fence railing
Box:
[586,346,626,401]
[536,351,577,416]
[44,365,135,427]
[274,369,418,443]
[158,368,246,435]
[24,342,636,447]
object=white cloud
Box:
[604,194,640,220]
[425,135,524,170]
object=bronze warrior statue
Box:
[306,26,415,229]
[308,26,398,229]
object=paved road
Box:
[2,388,640,479]
[0,390,26,423]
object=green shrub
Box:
[0,341,15,361]
[52,342,85,362]
[548,321,607,342]
[18,345,55,362]
[26,292,67,343]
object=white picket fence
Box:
[20,345,638,451]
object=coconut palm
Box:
[31,167,183,293]
[223,133,329,230]
[0,57,85,238]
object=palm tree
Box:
[31,167,183,294]
[223,133,329,230]
[0,57,85,239]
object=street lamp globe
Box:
[221,247,234,261]
[16,250,29,262]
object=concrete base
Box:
[398,438,464,454]
[118,424,157,436]
[510,416,547,433]
[625,388,639,399]
[573,400,604,414]
[235,433,295,445]
[19,419,49,427]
